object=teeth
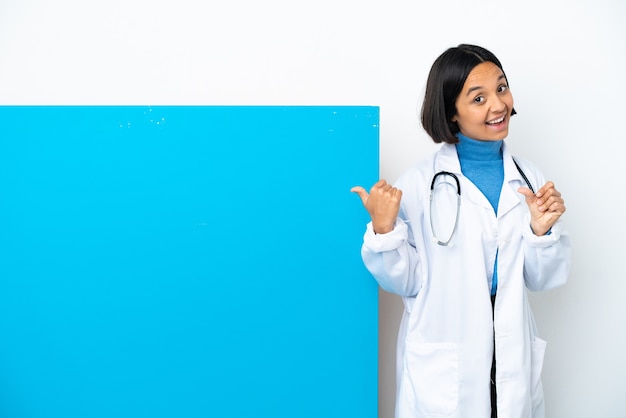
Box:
[488,116,505,125]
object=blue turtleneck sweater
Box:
[455,133,504,296]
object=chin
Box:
[490,128,509,141]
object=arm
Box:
[518,181,571,291]
[521,218,571,291]
[352,181,424,297]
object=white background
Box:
[1,1,625,416]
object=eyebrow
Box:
[465,74,507,96]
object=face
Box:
[451,61,514,141]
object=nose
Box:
[490,94,507,113]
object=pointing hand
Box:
[351,180,402,234]
[518,181,566,236]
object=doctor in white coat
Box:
[352,44,571,418]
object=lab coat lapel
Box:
[436,143,462,173]
[498,144,525,218]
[437,144,495,211]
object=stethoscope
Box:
[429,158,534,246]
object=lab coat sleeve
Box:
[516,159,572,291]
[522,213,571,292]
[360,217,424,297]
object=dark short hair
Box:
[420,44,516,144]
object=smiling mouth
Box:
[486,116,506,125]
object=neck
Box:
[455,132,503,161]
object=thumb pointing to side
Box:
[350,186,369,206]
[351,180,402,234]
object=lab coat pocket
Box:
[530,337,547,407]
[402,341,459,417]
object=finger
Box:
[535,181,555,198]
[517,186,536,202]
[537,186,561,201]
[538,191,564,210]
[546,200,566,214]
[385,186,403,202]
[371,179,388,191]
[350,186,369,205]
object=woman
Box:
[351,44,571,418]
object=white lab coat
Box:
[361,142,570,418]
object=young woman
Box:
[352,44,571,418]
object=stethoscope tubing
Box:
[429,157,533,246]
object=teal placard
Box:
[0,106,379,418]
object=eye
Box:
[473,96,484,104]
[498,84,509,93]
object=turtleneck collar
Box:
[455,132,503,161]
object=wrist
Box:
[373,222,395,235]
[530,223,551,236]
